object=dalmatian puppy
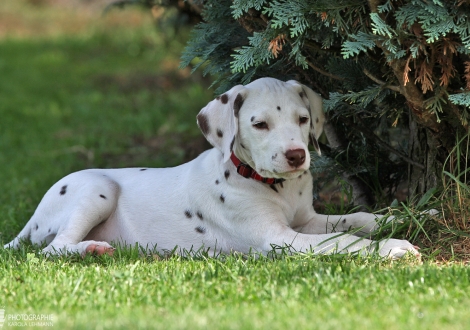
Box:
[4,78,419,259]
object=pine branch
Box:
[367,0,382,14]
[304,39,340,53]
[236,8,268,33]
[363,68,400,92]
[306,59,344,81]
[367,0,440,133]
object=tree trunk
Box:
[408,113,441,196]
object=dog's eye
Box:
[253,121,269,130]
[299,116,309,125]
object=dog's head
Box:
[197,77,325,180]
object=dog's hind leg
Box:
[41,208,117,256]
[3,220,34,250]
[5,171,120,256]
[42,173,120,256]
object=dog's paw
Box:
[81,241,115,256]
[376,239,420,259]
[41,240,115,256]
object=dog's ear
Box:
[286,80,325,155]
[197,85,247,162]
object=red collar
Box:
[230,152,285,185]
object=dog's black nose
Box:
[285,149,306,167]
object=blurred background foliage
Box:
[0,0,212,239]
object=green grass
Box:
[0,3,212,239]
[1,249,470,330]
[1,2,469,329]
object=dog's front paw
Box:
[376,239,420,259]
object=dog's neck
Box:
[231,144,255,169]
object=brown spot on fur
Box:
[220,94,228,104]
[220,194,225,203]
[233,93,244,117]
[224,170,230,180]
[197,113,210,136]
[60,185,67,195]
[277,106,281,111]
[217,129,223,138]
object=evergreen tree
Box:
[179,0,470,204]
[116,0,469,205]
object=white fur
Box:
[4,78,419,259]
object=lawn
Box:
[2,250,469,330]
[0,1,469,329]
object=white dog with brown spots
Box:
[4,78,420,259]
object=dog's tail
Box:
[3,219,33,249]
